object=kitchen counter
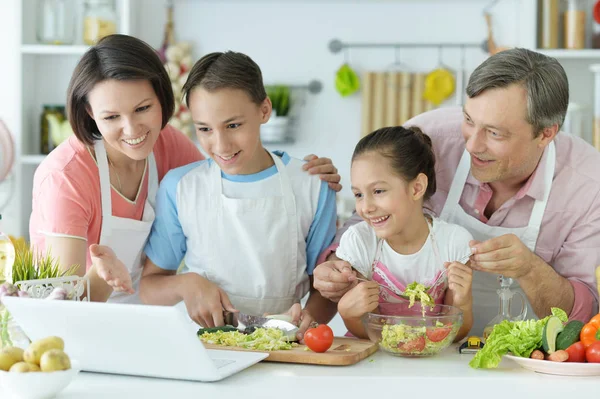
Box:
[26,345,599,399]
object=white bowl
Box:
[0,360,80,399]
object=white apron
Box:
[95,140,158,304]
[439,142,556,335]
[186,152,308,316]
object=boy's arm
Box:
[303,276,338,325]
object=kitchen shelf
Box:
[536,49,600,59]
[20,155,46,165]
[21,44,90,55]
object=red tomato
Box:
[304,324,334,353]
[398,336,426,353]
[565,341,586,363]
[426,327,452,342]
[585,341,600,363]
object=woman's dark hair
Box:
[181,51,267,107]
[67,34,175,145]
[352,126,437,201]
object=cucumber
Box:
[197,325,239,336]
[556,320,584,350]
[542,316,564,354]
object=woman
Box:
[29,34,341,303]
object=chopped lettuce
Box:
[198,327,296,351]
[380,321,457,355]
[404,282,434,309]
[469,307,567,369]
[551,307,568,323]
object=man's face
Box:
[461,84,546,186]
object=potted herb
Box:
[262,85,292,142]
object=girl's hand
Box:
[303,154,342,192]
[182,273,237,328]
[90,244,134,294]
[445,261,472,308]
[338,281,380,320]
[281,303,315,341]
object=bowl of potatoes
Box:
[0,336,80,399]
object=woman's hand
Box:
[182,273,237,328]
[303,154,342,192]
[90,244,134,294]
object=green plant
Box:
[10,245,78,284]
[266,85,291,117]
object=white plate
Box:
[505,354,600,376]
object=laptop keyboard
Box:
[212,358,235,368]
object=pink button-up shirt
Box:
[328,106,600,322]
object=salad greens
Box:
[469,307,568,369]
[198,327,296,351]
[404,282,434,309]
[380,321,457,355]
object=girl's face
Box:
[351,152,424,240]
[87,79,163,162]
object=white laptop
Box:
[1,297,268,382]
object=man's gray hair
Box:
[466,48,569,137]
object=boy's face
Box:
[189,87,272,175]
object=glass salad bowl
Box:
[366,302,463,357]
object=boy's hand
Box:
[303,154,342,192]
[90,244,134,294]
[445,261,472,308]
[338,281,379,320]
[182,273,237,328]
[281,303,315,341]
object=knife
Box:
[223,311,299,341]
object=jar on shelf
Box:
[83,0,118,45]
[40,105,66,155]
[539,0,560,49]
[36,0,76,45]
[564,0,586,49]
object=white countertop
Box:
[21,345,598,399]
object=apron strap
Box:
[147,153,159,208]
[527,141,556,231]
[95,140,113,237]
[440,149,471,220]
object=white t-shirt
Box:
[336,217,473,286]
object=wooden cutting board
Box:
[205,337,378,366]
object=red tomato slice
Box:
[426,327,452,342]
[565,341,586,363]
[398,336,426,353]
[304,324,334,353]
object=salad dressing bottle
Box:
[482,276,527,340]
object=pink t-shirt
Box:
[29,125,203,269]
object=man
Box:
[315,48,600,335]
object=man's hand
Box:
[303,154,342,192]
[90,244,134,294]
[182,273,237,328]
[469,234,536,279]
[338,281,379,320]
[313,259,357,302]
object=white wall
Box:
[134,0,523,199]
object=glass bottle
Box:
[83,0,118,45]
[482,276,527,341]
[564,0,587,49]
[36,0,76,45]
[0,215,15,284]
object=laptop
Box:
[1,297,268,382]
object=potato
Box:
[23,336,64,365]
[40,349,71,372]
[9,361,37,372]
[26,363,41,372]
[0,346,25,371]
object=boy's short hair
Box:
[181,51,267,107]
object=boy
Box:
[138,51,337,340]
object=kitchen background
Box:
[0,0,599,239]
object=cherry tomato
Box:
[426,326,452,342]
[398,336,426,353]
[565,341,586,363]
[304,324,334,353]
[585,340,600,363]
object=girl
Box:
[28,34,341,304]
[336,126,473,341]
